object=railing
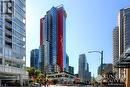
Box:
[5,44,12,48]
[0,65,27,75]
[5,29,12,36]
[5,15,12,21]
[5,57,25,64]
[5,37,12,42]
[5,21,12,28]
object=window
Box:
[15,4,25,18]
[0,59,2,64]
[4,48,12,57]
[0,31,2,37]
[0,21,2,28]
[15,0,25,10]
[0,38,3,45]
[0,47,2,54]
[12,21,25,34]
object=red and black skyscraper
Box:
[40,5,67,73]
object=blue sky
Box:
[26,0,130,76]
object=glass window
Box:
[0,30,2,36]
[12,22,25,35]
[15,0,25,10]
[0,38,2,45]
[0,47,2,54]
[20,0,26,6]
[0,59,2,64]
[15,4,25,18]
[0,21,3,28]
[4,48,12,57]
[14,11,23,22]
[13,17,25,29]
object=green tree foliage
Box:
[26,67,45,84]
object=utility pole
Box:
[101,51,103,76]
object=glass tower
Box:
[78,54,86,82]
[0,0,27,86]
[30,49,39,69]
[40,5,67,73]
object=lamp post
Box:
[88,51,103,87]
[88,51,103,76]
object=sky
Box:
[26,0,130,76]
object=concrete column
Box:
[0,80,1,86]
[19,75,23,87]
[126,69,130,87]
[20,79,23,87]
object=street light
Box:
[88,51,103,76]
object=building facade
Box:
[85,63,91,82]
[47,72,75,84]
[0,0,27,86]
[78,54,86,82]
[30,49,39,69]
[117,7,130,81]
[66,54,69,72]
[78,54,91,83]
[40,6,67,73]
[118,7,130,86]
[112,27,119,78]
[68,66,74,75]
[112,7,130,87]
[98,63,113,75]
[112,27,119,65]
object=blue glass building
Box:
[30,49,39,69]
[40,6,67,73]
[0,0,27,86]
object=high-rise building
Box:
[118,7,130,80]
[86,62,89,72]
[112,27,119,65]
[113,7,130,87]
[30,49,39,69]
[78,54,87,82]
[66,54,69,72]
[85,71,91,83]
[85,63,91,82]
[112,27,119,78]
[78,54,91,83]
[0,0,27,86]
[40,5,67,73]
[68,66,74,75]
[118,7,130,86]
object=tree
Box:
[26,67,35,79]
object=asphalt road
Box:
[42,85,96,87]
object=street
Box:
[42,85,96,87]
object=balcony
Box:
[5,37,12,43]
[5,21,12,29]
[5,15,12,21]
[5,29,12,36]
[5,44,12,48]
[0,65,27,75]
[5,57,25,64]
